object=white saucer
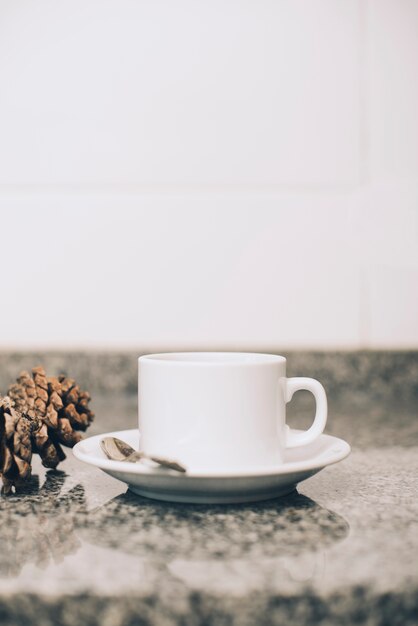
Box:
[73,429,350,504]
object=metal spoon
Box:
[100,436,187,473]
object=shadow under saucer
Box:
[78,489,349,561]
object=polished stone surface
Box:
[0,354,418,625]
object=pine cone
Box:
[7,366,94,474]
[0,396,35,494]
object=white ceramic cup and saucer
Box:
[74,352,350,503]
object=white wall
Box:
[0,0,417,349]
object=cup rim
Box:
[138,352,286,366]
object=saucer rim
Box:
[73,428,351,478]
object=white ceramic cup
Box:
[138,352,327,473]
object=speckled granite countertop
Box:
[0,352,417,625]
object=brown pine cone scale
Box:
[0,396,35,494]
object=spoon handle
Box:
[149,456,187,473]
[126,450,186,472]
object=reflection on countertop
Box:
[0,471,84,578]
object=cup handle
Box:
[284,377,327,448]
